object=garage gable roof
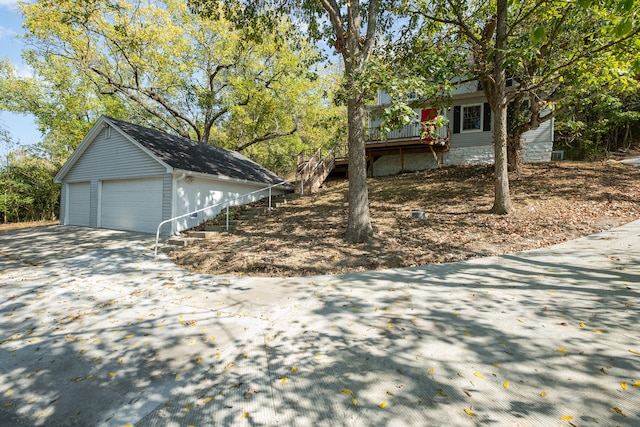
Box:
[105,117,290,186]
[56,116,291,187]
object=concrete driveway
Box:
[1,224,639,426]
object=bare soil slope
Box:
[169,161,640,277]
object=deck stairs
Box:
[295,147,337,194]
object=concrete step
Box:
[166,237,200,247]
[187,231,219,239]
[204,225,234,232]
[204,220,239,230]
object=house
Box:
[54,116,293,235]
[364,80,554,176]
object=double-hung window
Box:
[462,104,482,132]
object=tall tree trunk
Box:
[492,103,512,213]
[490,0,513,214]
[346,94,373,242]
[321,0,378,243]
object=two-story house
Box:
[365,80,554,176]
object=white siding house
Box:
[367,81,554,176]
[54,116,292,235]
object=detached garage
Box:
[54,116,293,234]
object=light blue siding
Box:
[64,127,166,182]
[60,126,169,230]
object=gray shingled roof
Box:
[106,117,292,188]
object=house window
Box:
[462,104,482,132]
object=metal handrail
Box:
[154,181,290,257]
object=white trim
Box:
[172,169,291,190]
[63,183,69,225]
[461,103,483,133]
[96,180,102,227]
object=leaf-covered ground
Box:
[169,161,640,277]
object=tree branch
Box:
[235,122,299,152]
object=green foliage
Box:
[0,146,60,223]
[6,0,334,167]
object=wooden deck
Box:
[330,128,451,177]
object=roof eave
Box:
[173,169,293,190]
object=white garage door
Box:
[67,182,91,227]
[101,178,163,233]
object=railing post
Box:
[268,187,272,211]
[225,204,229,231]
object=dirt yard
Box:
[0,220,58,232]
[168,161,640,277]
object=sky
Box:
[0,0,41,159]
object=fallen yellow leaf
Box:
[428,368,435,374]
[291,367,298,373]
[125,334,134,339]
[465,332,472,337]
[109,372,116,377]
[610,407,626,416]
[464,408,475,416]
[621,382,627,390]
[387,324,394,329]
[473,372,484,379]
[175,374,181,380]
[560,415,573,421]
[241,412,249,419]
[540,391,547,397]
[379,401,387,408]
[184,404,192,411]
[118,358,124,364]
[517,318,524,323]
[280,377,288,385]
[628,349,640,355]
[633,381,640,387]
[437,388,448,397]
[557,347,567,353]
[492,363,502,367]
[503,381,509,388]
[196,357,201,364]
[593,329,604,333]
[579,322,585,327]
[342,389,354,396]
[352,398,358,406]
[203,397,213,403]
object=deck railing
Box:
[153,181,291,257]
[367,123,449,145]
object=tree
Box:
[0,143,59,223]
[191,0,407,242]
[411,0,640,213]
[554,48,640,158]
[10,0,324,154]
